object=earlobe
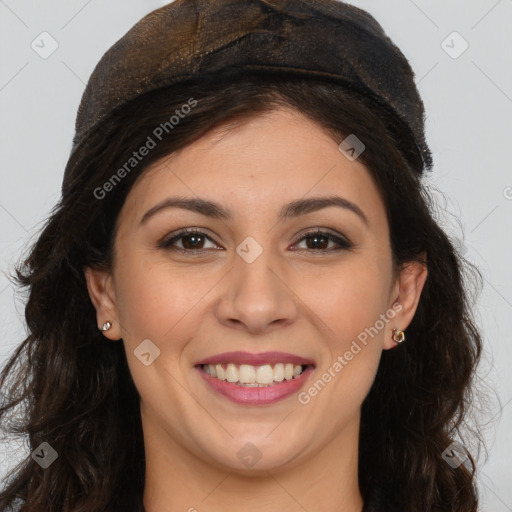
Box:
[84,266,121,340]
[384,255,428,350]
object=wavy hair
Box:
[0,73,484,511]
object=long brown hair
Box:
[0,73,484,511]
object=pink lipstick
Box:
[195,351,315,405]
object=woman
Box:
[0,0,484,510]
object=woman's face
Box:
[86,106,425,474]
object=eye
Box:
[159,227,352,254]
[291,229,352,252]
[158,228,221,252]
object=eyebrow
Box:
[140,195,369,227]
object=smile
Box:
[195,351,315,404]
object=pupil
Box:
[180,234,329,250]
[183,234,203,249]
[308,235,327,249]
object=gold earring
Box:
[392,328,405,344]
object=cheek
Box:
[296,258,392,346]
[112,257,211,413]
[113,255,206,343]
[293,257,392,407]
[315,259,393,402]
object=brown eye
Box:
[159,229,220,252]
[178,233,206,250]
[292,229,352,252]
[159,228,352,254]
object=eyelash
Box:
[158,227,352,254]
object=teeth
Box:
[216,364,225,380]
[256,365,274,384]
[202,362,306,385]
[239,364,256,383]
[225,363,238,383]
[273,363,284,382]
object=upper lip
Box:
[195,351,315,367]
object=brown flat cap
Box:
[71,0,432,172]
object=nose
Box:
[215,247,299,335]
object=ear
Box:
[84,266,122,340]
[383,254,428,350]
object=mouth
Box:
[194,351,315,405]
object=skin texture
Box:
[85,106,427,512]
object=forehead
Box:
[118,106,386,228]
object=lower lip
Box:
[196,366,314,405]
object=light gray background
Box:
[0,0,511,509]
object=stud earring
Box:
[101,321,112,332]
[392,328,405,344]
